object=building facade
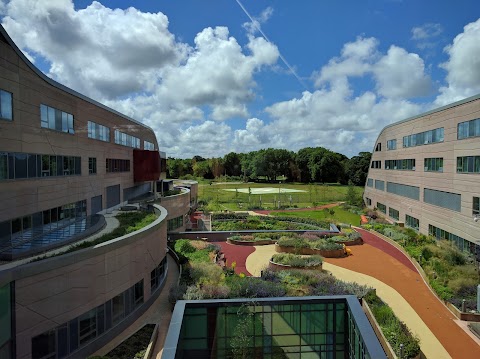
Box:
[364,94,480,257]
[0,24,174,359]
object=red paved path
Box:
[325,228,480,359]
[216,242,255,276]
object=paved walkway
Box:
[216,241,255,275]
[92,254,180,358]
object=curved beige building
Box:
[0,24,187,359]
[364,94,480,260]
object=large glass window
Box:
[389,207,399,220]
[112,293,125,326]
[377,203,386,213]
[0,283,12,355]
[87,121,110,142]
[370,161,381,169]
[114,130,140,148]
[0,89,13,121]
[32,330,56,359]
[106,158,130,173]
[40,104,74,134]
[473,197,479,216]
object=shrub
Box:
[174,239,196,255]
[347,231,362,240]
[189,262,225,286]
[271,253,323,267]
[229,277,286,298]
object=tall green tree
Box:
[345,152,372,186]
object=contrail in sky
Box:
[234,0,308,90]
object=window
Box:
[374,180,384,191]
[168,215,184,231]
[114,130,140,148]
[366,178,373,187]
[365,197,372,206]
[386,139,396,150]
[403,128,443,148]
[457,156,480,173]
[474,197,480,216]
[88,158,97,175]
[0,89,13,121]
[370,161,381,169]
[386,182,420,200]
[375,143,381,151]
[111,293,125,326]
[32,330,56,359]
[40,104,74,134]
[405,214,419,231]
[106,158,130,173]
[144,140,155,151]
[429,225,473,254]
[389,207,399,220]
[424,158,443,172]
[385,159,415,170]
[151,257,167,292]
[377,203,386,214]
[133,280,144,307]
[87,121,110,142]
[78,309,97,346]
[457,118,480,140]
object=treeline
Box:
[167,147,371,186]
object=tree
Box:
[345,152,372,186]
[223,152,242,176]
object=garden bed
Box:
[269,253,323,270]
[275,235,346,258]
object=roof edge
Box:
[0,24,156,133]
[375,93,480,145]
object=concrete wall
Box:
[364,95,480,246]
[3,205,168,358]
[160,189,191,232]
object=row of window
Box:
[403,128,444,148]
[114,130,140,149]
[374,180,384,191]
[0,200,87,244]
[167,215,184,231]
[372,156,480,174]
[32,279,145,359]
[405,214,419,231]
[0,152,81,180]
[106,159,130,173]
[384,159,415,170]
[1,89,156,150]
[458,118,480,140]
[428,224,477,255]
[386,182,420,201]
[388,207,399,220]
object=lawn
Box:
[199,182,363,211]
[270,206,361,226]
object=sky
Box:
[1,0,480,159]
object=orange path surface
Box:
[326,228,480,359]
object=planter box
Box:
[269,260,322,271]
[275,243,345,258]
[333,237,363,246]
[446,302,480,322]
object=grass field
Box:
[270,206,361,225]
[198,182,363,211]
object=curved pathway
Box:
[326,229,480,359]
[216,241,255,275]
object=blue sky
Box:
[1,0,480,158]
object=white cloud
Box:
[436,18,480,105]
[412,23,442,41]
[373,46,431,98]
